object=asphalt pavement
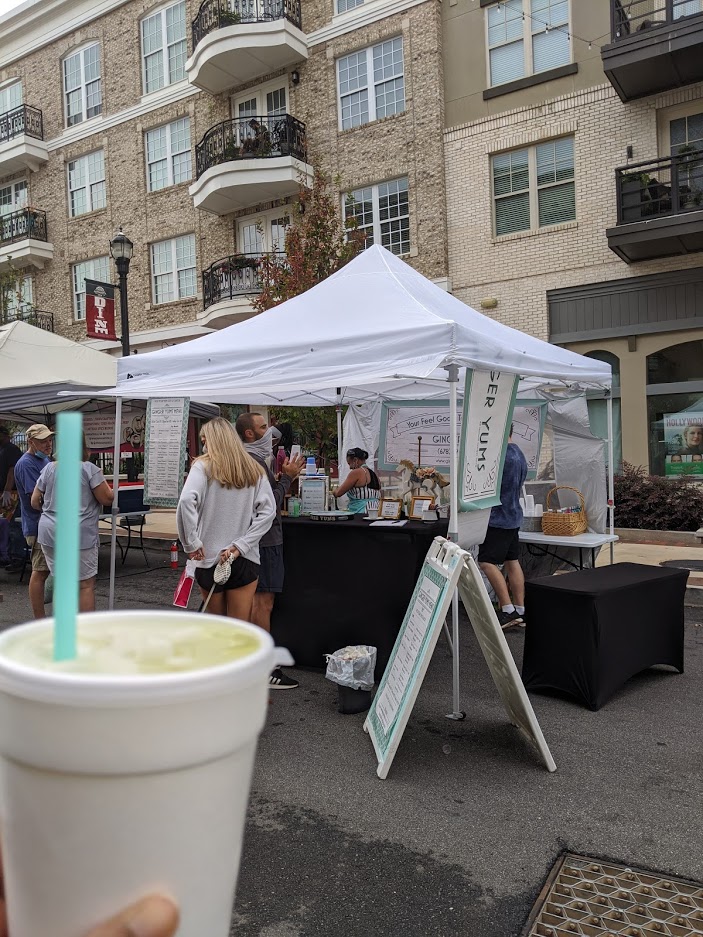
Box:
[1,546,702,937]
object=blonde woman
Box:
[177,418,275,621]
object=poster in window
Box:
[663,411,703,476]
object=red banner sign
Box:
[85,279,117,341]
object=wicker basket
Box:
[541,486,588,537]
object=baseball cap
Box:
[26,424,55,441]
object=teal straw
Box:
[53,412,83,661]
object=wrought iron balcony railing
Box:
[203,253,280,309]
[0,306,54,331]
[0,208,48,246]
[616,152,703,224]
[195,114,307,179]
[192,0,302,46]
[611,0,703,41]
[0,105,44,144]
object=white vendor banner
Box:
[459,369,518,512]
[144,398,190,508]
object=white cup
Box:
[0,611,274,937]
[525,495,535,515]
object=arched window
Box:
[585,350,620,387]
[584,351,622,473]
[646,340,703,477]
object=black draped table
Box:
[271,515,449,672]
[522,563,688,710]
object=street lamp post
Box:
[109,227,134,357]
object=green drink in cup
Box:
[0,610,274,937]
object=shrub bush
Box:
[614,462,703,531]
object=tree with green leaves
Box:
[251,166,364,313]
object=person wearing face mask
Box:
[235,412,305,689]
[13,424,54,618]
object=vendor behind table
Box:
[333,448,381,515]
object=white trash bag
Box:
[325,645,377,691]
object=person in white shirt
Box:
[177,418,275,622]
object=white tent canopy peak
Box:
[101,245,610,405]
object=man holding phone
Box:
[236,412,305,689]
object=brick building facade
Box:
[0,0,447,353]
[443,0,703,474]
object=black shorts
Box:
[477,526,520,565]
[195,556,260,594]
[256,543,284,593]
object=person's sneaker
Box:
[497,609,524,630]
[269,668,299,690]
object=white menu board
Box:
[300,476,328,514]
[364,539,464,779]
[365,539,556,779]
[144,398,189,508]
[374,575,441,734]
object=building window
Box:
[145,118,191,191]
[67,150,107,218]
[72,256,110,320]
[150,234,196,304]
[0,179,28,216]
[492,136,575,236]
[141,1,187,95]
[233,84,287,119]
[237,211,290,255]
[344,177,410,255]
[337,0,364,12]
[337,37,404,131]
[0,275,32,317]
[0,81,22,115]
[63,44,102,127]
[487,0,570,88]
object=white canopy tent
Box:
[78,245,613,717]
[0,321,117,411]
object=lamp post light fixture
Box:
[109,226,134,357]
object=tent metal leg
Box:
[445,365,465,721]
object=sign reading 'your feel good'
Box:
[459,370,518,512]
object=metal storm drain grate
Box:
[523,853,703,937]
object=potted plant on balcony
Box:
[218,2,241,25]
[223,137,242,160]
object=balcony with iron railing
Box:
[0,304,54,332]
[189,115,313,214]
[603,0,703,100]
[607,152,703,262]
[0,104,48,173]
[200,253,289,327]
[187,0,307,94]
[0,208,54,269]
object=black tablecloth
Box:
[271,515,448,672]
[522,562,688,710]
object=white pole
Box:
[446,364,463,720]
[108,397,122,610]
[606,391,616,563]
[336,387,343,479]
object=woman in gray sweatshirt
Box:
[177,417,275,621]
